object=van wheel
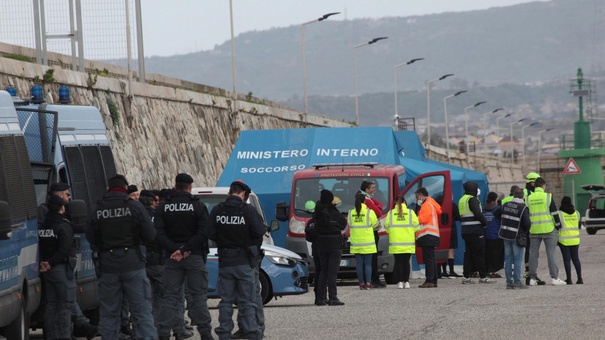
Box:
[586,228,597,235]
[3,297,30,340]
[259,271,273,305]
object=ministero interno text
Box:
[237,148,380,159]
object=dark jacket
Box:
[40,211,76,267]
[314,202,347,251]
[494,197,531,234]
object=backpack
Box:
[305,219,319,243]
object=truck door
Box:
[400,171,452,264]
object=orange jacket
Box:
[417,196,442,227]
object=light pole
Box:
[394,58,424,118]
[354,37,388,125]
[426,73,454,145]
[537,128,554,173]
[521,122,539,171]
[229,0,237,114]
[483,108,504,162]
[509,118,526,162]
[496,113,513,157]
[464,101,487,145]
[301,12,339,117]
[443,90,467,161]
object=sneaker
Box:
[461,277,474,284]
[552,278,567,286]
[536,277,546,285]
[328,299,345,306]
[404,282,410,289]
[397,282,404,289]
[529,279,538,286]
[372,281,386,288]
[479,278,496,284]
[506,283,515,289]
[514,283,529,289]
[577,278,584,284]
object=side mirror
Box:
[69,199,88,233]
[0,201,13,240]
[269,219,280,232]
[275,201,288,222]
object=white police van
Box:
[192,187,309,304]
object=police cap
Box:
[139,190,156,199]
[48,195,67,206]
[49,182,70,192]
[127,185,139,194]
[175,173,194,184]
[230,181,251,194]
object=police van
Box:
[0,90,42,339]
[192,187,309,304]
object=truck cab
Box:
[276,162,453,283]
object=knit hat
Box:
[320,189,334,204]
[561,196,572,207]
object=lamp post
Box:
[521,122,539,171]
[229,0,237,114]
[394,58,424,118]
[301,12,339,117]
[483,108,504,162]
[426,73,454,145]
[537,128,554,173]
[464,101,487,145]
[509,118,526,162]
[496,113,513,157]
[354,36,388,126]
[443,90,467,161]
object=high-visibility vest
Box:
[501,195,513,205]
[385,204,419,254]
[416,197,440,241]
[558,210,580,246]
[459,194,482,232]
[526,187,555,234]
[348,203,377,254]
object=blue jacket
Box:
[483,205,501,240]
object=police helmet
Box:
[526,172,540,183]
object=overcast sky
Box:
[141,0,549,57]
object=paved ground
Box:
[33,229,605,339]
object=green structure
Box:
[558,68,605,209]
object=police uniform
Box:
[39,195,77,340]
[155,173,213,340]
[208,181,266,340]
[85,175,157,340]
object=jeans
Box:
[528,230,559,279]
[215,264,258,340]
[503,239,524,284]
[558,244,582,281]
[355,254,373,285]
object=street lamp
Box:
[509,118,526,162]
[443,90,467,161]
[537,128,554,173]
[464,101,487,145]
[521,122,539,171]
[301,12,340,117]
[394,58,424,118]
[426,73,454,145]
[354,36,388,125]
[229,0,237,114]
[483,108,504,162]
[496,112,513,157]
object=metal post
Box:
[426,80,432,144]
[40,0,47,65]
[354,46,360,125]
[33,0,42,64]
[68,0,76,70]
[135,0,145,82]
[444,96,449,161]
[230,0,237,114]
[75,0,84,70]
[394,58,423,123]
[125,0,132,96]
[301,24,307,115]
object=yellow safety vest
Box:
[385,204,419,254]
[348,203,377,254]
[558,210,580,246]
[501,195,513,205]
[526,187,555,234]
[459,194,482,230]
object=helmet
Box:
[332,196,342,207]
[526,172,540,183]
[304,200,316,212]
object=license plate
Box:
[340,260,349,267]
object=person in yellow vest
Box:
[526,177,567,285]
[385,195,420,289]
[348,193,379,290]
[522,173,546,285]
[501,185,519,205]
[415,188,441,288]
[557,196,583,284]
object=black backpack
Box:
[305,219,319,243]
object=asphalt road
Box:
[34,229,605,339]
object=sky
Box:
[141,0,549,57]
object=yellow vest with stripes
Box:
[385,204,419,254]
[348,203,377,254]
[558,210,580,246]
[526,187,555,234]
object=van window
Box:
[403,175,446,213]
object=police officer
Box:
[38,183,98,339]
[208,181,266,340]
[39,195,77,340]
[155,173,213,340]
[85,174,157,339]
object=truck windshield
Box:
[293,177,389,216]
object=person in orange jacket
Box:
[415,187,441,288]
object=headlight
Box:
[264,249,296,266]
[289,217,306,234]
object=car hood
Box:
[261,244,302,260]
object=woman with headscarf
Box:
[557,196,583,284]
